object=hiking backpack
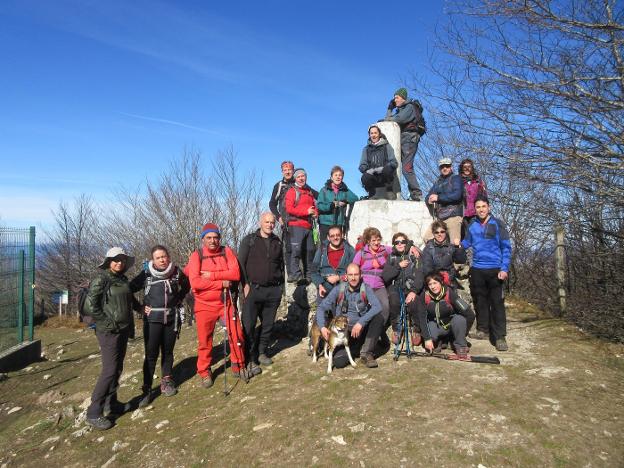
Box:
[336,281,368,315]
[405,100,426,136]
[76,278,111,325]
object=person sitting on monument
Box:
[425,157,464,243]
[422,220,467,288]
[359,125,398,200]
[383,87,426,201]
[381,232,425,346]
[316,165,359,241]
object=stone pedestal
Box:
[371,121,402,200]
[347,200,433,248]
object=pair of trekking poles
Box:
[221,287,250,396]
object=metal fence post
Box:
[17,250,25,343]
[29,226,36,341]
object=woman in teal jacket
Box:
[316,165,359,240]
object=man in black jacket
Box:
[238,212,284,373]
[269,161,295,277]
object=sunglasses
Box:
[434,230,446,234]
[393,240,408,245]
[328,234,342,238]
[439,164,452,169]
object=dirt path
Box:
[1,298,622,467]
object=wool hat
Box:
[200,223,221,239]
[394,87,408,99]
[97,247,135,270]
[293,168,306,178]
[438,157,453,167]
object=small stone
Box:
[349,423,365,433]
[7,407,22,414]
[43,436,60,445]
[42,374,52,380]
[96,437,105,443]
[311,455,319,464]
[252,423,274,431]
[87,354,98,359]
[112,441,129,452]
[489,414,506,423]
[71,427,91,438]
[130,409,145,421]
[331,435,347,445]
[155,420,169,430]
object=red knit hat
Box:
[200,223,220,239]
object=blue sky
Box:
[0,0,445,229]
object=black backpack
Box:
[409,100,427,136]
[77,278,110,325]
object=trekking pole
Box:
[227,288,249,383]
[432,202,439,221]
[222,288,230,396]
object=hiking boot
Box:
[258,353,273,366]
[201,373,213,389]
[449,346,470,361]
[360,353,378,368]
[138,390,152,409]
[409,190,422,202]
[433,341,443,353]
[470,330,488,340]
[86,416,113,431]
[232,365,252,382]
[495,338,509,352]
[248,362,262,377]
[410,330,422,347]
[103,400,130,417]
[160,376,177,397]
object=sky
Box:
[0,0,446,231]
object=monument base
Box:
[347,200,433,248]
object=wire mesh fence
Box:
[0,227,35,354]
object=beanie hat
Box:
[293,168,306,178]
[394,87,408,99]
[438,157,453,167]
[200,223,220,239]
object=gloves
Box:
[366,168,375,175]
[387,99,396,110]
[374,166,384,174]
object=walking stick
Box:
[222,288,231,396]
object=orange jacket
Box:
[186,246,240,309]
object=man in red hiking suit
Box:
[284,168,318,284]
[186,223,249,388]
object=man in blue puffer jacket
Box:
[425,157,464,243]
[461,197,512,351]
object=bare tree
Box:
[411,0,624,340]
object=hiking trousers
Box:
[426,314,468,349]
[195,302,245,378]
[469,268,507,340]
[242,284,282,362]
[288,226,316,279]
[142,320,177,389]
[361,165,396,196]
[400,132,422,196]
[332,313,385,368]
[87,327,130,418]
[388,288,419,333]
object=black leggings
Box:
[142,320,177,389]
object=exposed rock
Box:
[252,422,273,431]
[155,420,169,430]
[331,435,347,445]
[70,426,91,438]
[7,407,22,414]
[43,436,60,445]
[37,390,65,406]
[43,374,52,380]
[130,409,145,421]
[349,423,365,433]
[112,440,129,452]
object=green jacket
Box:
[86,270,136,333]
[316,180,359,227]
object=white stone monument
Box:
[347,200,433,249]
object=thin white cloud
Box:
[118,112,219,134]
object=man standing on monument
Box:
[383,87,426,201]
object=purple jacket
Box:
[462,175,487,218]
[353,245,392,289]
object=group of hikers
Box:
[81,88,512,431]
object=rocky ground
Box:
[0,297,622,467]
